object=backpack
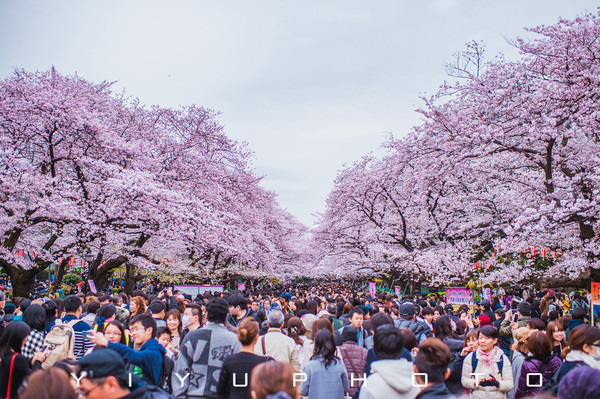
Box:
[41,319,79,369]
[471,352,504,377]
[540,361,587,395]
[158,353,174,393]
[572,299,589,311]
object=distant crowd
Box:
[0,281,595,399]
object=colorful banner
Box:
[446,288,474,306]
[88,280,97,294]
[369,282,376,298]
[238,283,246,291]
[394,286,401,298]
[592,282,600,326]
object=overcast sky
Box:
[0,1,594,226]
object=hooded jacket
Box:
[514,356,562,399]
[358,359,421,399]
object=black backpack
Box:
[158,353,174,393]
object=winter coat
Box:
[441,336,464,356]
[514,356,562,399]
[300,356,348,399]
[294,335,313,369]
[359,359,421,399]
[394,318,427,342]
[173,323,241,398]
[335,326,369,349]
[339,341,368,396]
[507,350,526,399]
[254,328,301,370]
[461,349,514,399]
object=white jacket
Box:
[358,359,420,399]
[461,349,514,399]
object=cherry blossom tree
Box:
[1,68,306,295]
[314,11,600,288]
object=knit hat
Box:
[478,315,491,326]
[558,365,600,399]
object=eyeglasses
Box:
[77,377,107,397]
[130,327,148,333]
[77,385,101,397]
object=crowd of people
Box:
[0,280,595,399]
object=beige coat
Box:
[254,328,301,371]
[461,350,514,399]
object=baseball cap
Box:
[399,303,416,316]
[78,348,133,382]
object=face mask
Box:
[182,315,191,329]
[451,320,457,332]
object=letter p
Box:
[293,373,307,387]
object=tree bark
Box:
[9,268,39,298]
[124,262,136,295]
[89,256,127,291]
[53,258,69,292]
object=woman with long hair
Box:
[434,315,465,355]
[305,300,318,316]
[93,303,117,331]
[21,304,46,364]
[165,309,183,357]
[448,329,479,395]
[547,320,567,358]
[299,330,348,399]
[287,316,312,369]
[514,331,562,398]
[555,324,600,382]
[0,322,45,399]
[461,325,513,399]
[126,296,146,329]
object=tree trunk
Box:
[91,268,113,291]
[88,256,127,292]
[124,262,136,295]
[10,268,39,298]
[53,258,69,292]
